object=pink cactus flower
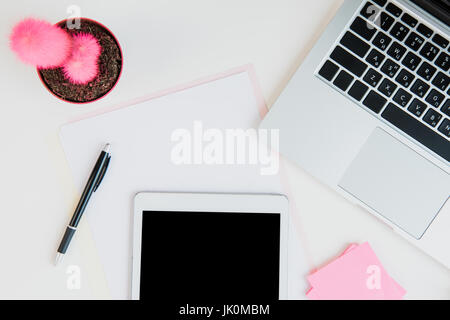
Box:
[9,18,72,69]
[62,33,101,84]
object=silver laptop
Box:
[260,0,450,267]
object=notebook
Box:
[60,66,290,299]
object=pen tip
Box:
[55,252,64,266]
[103,143,111,153]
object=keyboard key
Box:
[387,42,407,60]
[432,72,450,91]
[405,32,424,51]
[417,62,437,81]
[363,90,387,113]
[435,52,450,71]
[408,98,427,117]
[381,58,400,77]
[373,0,387,7]
[378,78,397,97]
[361,2,380,21]
[401,13,418,28]
[382,104,450,161]
[396,69,415,87]
[376,12,395,31]
[350,16,377,41]
[386,2,402,17]
[363,68,383,87]
[425,89,445,108]
[423,109,442,127]
[348,80,369,101]
[341,31,371,58]
[373,31,392,51]
[333,70,354,91]
[432,34,449,49]
[319,60,340,81]
[441,100,450,117]
[330,46,368,77]
[438,118,450,137]
[402,52,422,71]
[419,42,440,61]
[417,23,433,38]
[411,79,430,98]
[393,88,412,107]
[390,22,409,41]
[366,48,385,67]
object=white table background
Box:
[0,0,448,299]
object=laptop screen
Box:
[409,0,450,25]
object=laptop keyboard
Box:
[316,0,450,162]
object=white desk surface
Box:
[1,0,448,299]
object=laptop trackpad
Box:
[339,128,449,239]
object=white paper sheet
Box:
[60,70,286,299]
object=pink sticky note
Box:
[339,244,406,298]
[340,243,359,256]
[305,288,322,300]
[307,242,406,300]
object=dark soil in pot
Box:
[38,18,122,103]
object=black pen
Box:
[55,143,111,265]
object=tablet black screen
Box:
[139,211,280,302]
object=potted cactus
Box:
[10,17,122,103]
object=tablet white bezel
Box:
[131,192,289,300]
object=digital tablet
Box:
[131,192,289,301]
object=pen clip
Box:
[93,155,110,192]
